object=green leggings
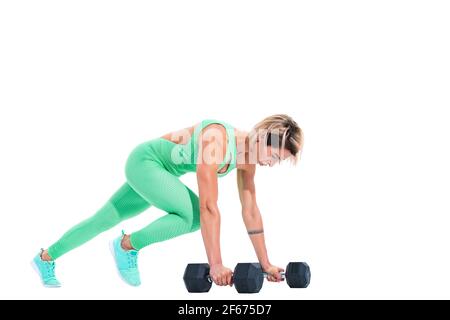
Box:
[48,140,200,260]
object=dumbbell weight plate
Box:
[233,263,264,294]
[285,262,311,288]
[183,263,212,293]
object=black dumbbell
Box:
[233,262,310,293]
[183,263,212,293]
[183,262,310,293]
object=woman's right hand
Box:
[209,264,233,286]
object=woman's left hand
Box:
[263,264,285,282]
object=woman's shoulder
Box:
[195,119,234,149]
[198,119,234,130]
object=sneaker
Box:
[31,250,61,288]
[109,231,141,286]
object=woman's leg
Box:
[106,145,200,286]
[124,158,200,250]
[46,182,150,260]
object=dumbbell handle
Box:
[207,271,285,282]
[263,271,286,280]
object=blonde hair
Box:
[251,114,304,164]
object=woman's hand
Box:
[263,264,285,282]
[209,264,233,286]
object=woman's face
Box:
[256,143,293,167]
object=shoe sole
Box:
[108,240,140,287]
[30,260,61,288]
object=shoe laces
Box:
[44,260,56,278]
[127,250,138,269]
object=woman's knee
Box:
[189,219,200,232]
[176,210,194,228]
[172,207,200,233]
[185,188,200,232]
[90,201,122,231]
[109,183,150,219]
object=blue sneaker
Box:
[31,250,61,288]
[109,231,141,286]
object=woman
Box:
[32,114,304,287]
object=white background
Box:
[1,1,449,300]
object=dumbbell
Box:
[183,262,310,293]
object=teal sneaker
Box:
[109,231,141,286]
[31,250,61,288]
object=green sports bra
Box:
[153,119,237,177]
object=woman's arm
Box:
[237,166,284,281]
[197,162,222,266]
[196,125,232,286]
